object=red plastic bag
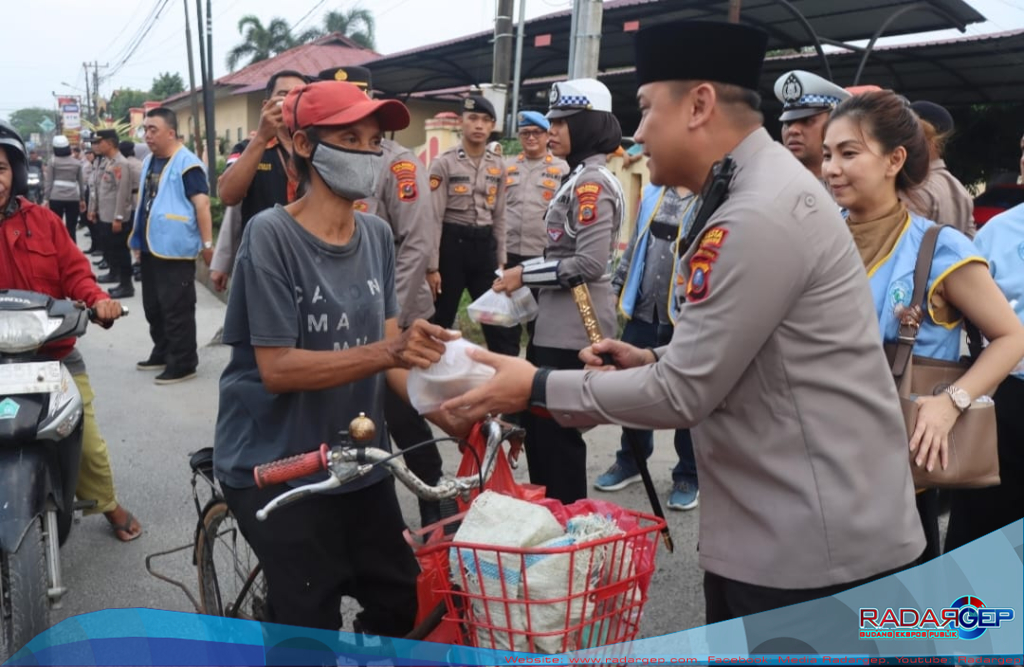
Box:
[454,422,544,512]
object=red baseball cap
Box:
[283,81,410,133]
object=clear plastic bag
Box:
[407,338,496,414]
[467,287,538,327]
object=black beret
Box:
[462,95,495,119]
[94,129,119,143]
[318,66,373,92]
[635,20,769,91]
[910,100,954,135]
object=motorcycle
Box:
[26,165,43,205]
[0,290,109,661]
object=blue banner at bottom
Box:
[5,521,1021,666]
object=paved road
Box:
[51,245,706,641]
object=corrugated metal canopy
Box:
[366,0,985,97]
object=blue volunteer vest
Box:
[619,184,698,323]
[973,203,1024,380]
[129,146,207,259]
[868,212,985,362]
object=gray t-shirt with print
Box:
[213,205,398,491]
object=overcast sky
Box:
[4,0,1022,118]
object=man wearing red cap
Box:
[212,80,464,634]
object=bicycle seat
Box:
[189,448,214,478]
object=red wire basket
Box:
[409,508,665,653]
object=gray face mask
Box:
[310,141,383,201]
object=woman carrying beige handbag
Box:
[821,91,1024,562]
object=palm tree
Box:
[298,7,376,50]
[226,16,297,71]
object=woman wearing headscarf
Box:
[493,78,624,503]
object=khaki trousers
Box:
[72,373,117,514]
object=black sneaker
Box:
[155,368,197,385]
[108,285,135,299]
[136,358,166,371]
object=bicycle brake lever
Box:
[255,475,342,520]
[504,426,526,469]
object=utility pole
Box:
[83,63,93,122]
[509,0,528,138]
[728,0,742,23]
[204,0,217,195]
[183,0,204,160]
[568,0,603,79]
[92,62,108,120]
[492,0,514,88]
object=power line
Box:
[101,0,162,59]
[107,0,174,80]
[106,0,167,68]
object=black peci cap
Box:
[910,100,954,135]
[634,20,769,91]
[317,66,373,92]
[462,95,496,119]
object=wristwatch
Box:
[945,385,971,413]
[202,240,214,250]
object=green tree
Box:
[946,103,1024,192]
[226,15,297,71]
[298,7,376,50]
[151,72,185,100]
[8,107,55,140]
[106,88,150,122]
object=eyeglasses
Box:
[518,130,546,138]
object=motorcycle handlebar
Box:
[254,444,330,488]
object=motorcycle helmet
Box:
[0,120,28,198]
[53,134,72,157]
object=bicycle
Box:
[146,415,525,637]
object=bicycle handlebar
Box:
[254,444,329,488]
[254,418,514,521]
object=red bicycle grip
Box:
[254,444,330,489]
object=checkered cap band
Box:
[787,94,842,108]
[554,95,592,109]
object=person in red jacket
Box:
[0,120,141,542]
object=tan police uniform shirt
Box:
[546,128,925,589]
[89,153,133,224]
[428,145,507,266]
[125,155,144,215]
[902,158,976,238]
[504,152,570,257]
[533,154,623,350]
[355,139,438,327]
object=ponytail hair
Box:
[828,90,930,191]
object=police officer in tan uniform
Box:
[491,110,570,357]
[773,70,850,184]
[428,95,508,352]
[445,20,925,623]
[493,78,624,504]
[319,66,445,527]
[903,100,976,237]
[120,141,144,285]
[89,129,134,297]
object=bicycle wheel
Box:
[195,500,268,620]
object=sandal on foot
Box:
[108,510,142,542]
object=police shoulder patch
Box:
[392,161,418,202]
[685,227,729,302]
[113,166,122,180]
[575,182,601,225]
[429,174,442,191]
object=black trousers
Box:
[916,489,941,563]
[92,222,109,260]
[106,221,134,288]
[704,560,916,624]
[431,224,509,354]
[50,200,80,243]
[945,376,1024,551]
[522,344,588,504]
[222,478,419,635]
[140,254,198,373]
[384,383,442,525]
[486,252,538,358]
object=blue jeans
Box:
[613,318,698,486]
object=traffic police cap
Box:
[774,70,851,122]
[910,100,954,135]
[546,78,612,119]
[634,20,768,91]
[93,129,119,143]
[462,95,496,119]
[517,110,550,131]
[318,66,373,93]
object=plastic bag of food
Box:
[467,287,538,327]
[407,338,496,414]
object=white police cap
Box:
[547,78,612,119]
[774,70,851,122]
